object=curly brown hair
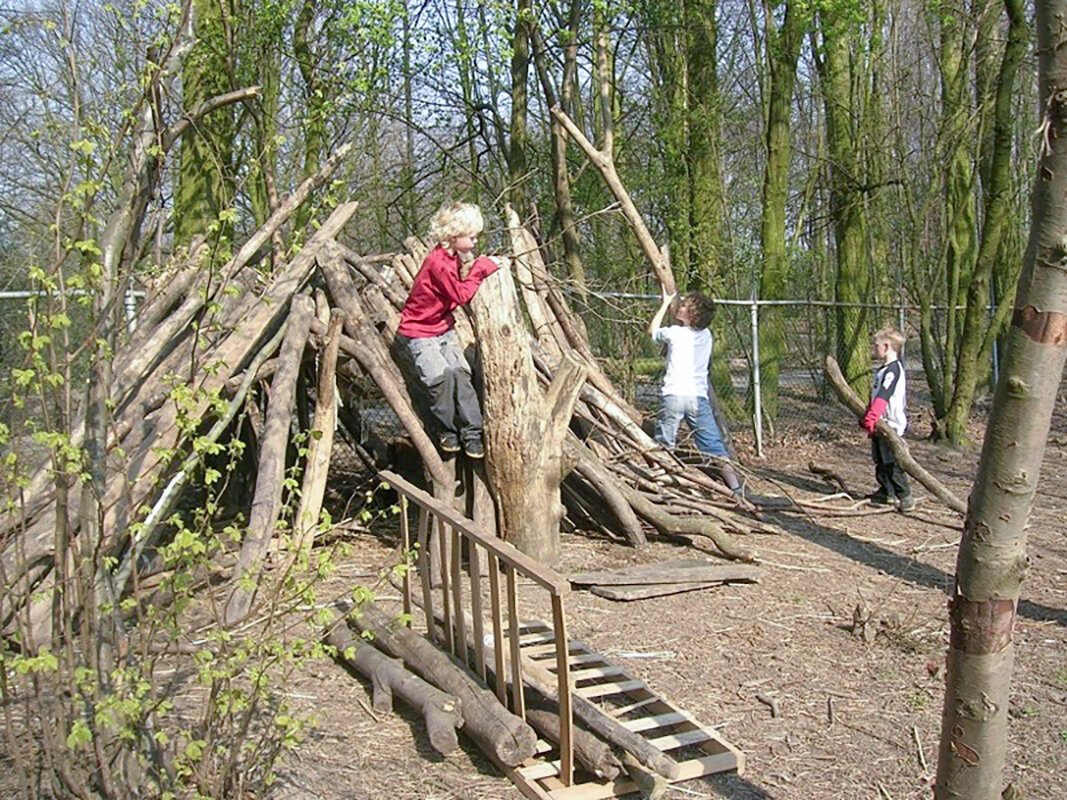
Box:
[680,293,716,329]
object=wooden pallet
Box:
[504,621,744,800]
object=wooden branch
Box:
[550,105,676,297]
[292,310,344,555]
[823,357,967,514]
[325,622,463,756]
[224,295,314,624]
[343,600,537,767]
[569,562,761,586]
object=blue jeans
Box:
[655,394,728,457]
[403,329,483,444]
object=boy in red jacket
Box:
[397,202,499,458]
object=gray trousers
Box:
[403,329,483,443]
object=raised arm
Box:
[648,291,676,338]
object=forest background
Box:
[0,1,1055,799]
[0,0,1036,446]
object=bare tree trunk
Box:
[935,4,1067,795]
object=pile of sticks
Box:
[2,184,769,646]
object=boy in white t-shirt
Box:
[649,291,743,496]
[861,326,914,512]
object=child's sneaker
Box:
[438,433,461,454]
[463,438,485,459]
[898,495,916,512]
[868,493,892,507]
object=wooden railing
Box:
[378,470,574,785]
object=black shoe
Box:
[868,494,892,507]
[438,433,461,454]
[463,438,485,459]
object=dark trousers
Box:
[404,330,483,443]
[872,436,910,499]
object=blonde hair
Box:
[429,202,485,246]
[874,325,906,354]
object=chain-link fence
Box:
[0,291,1002,460]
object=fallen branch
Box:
[325,622,463,756]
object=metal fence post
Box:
[750,296,763,458]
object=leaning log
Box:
[224,295,315,624]
[343,600,537,767]
[824,356,967,514]
[325,622,463,756]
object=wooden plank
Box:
[647,728,711,751]
[416,510,435,644]
[470,540,486,681]
[571,666,625,683]
[450,525,467,664]
[609,696,661,718]
[399,495,412,624]
[570,562,761,587]
[437,517,453,652]
[552,595,573,786]
[590,582,720,601]
[671,751,743,779]
[507,566,525,719]
[488,553,507,705]
[524,642,589,659]
[575,680,647,700]
[620,711,688,733]
[520,631,558,646]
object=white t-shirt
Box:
[653,326,712,398]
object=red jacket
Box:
[397,246,499,338]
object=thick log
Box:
[224,295,315,624]
[344,600,537,767]
[525,708,621,780]
[617,481,757,562]
[470,259,587,564]
[325,622,463,756]
[823,356,967,514]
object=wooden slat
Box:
[575,680,647,700]
[450,525,467,664]
[399,495,412,624]
[470,540,486,682]
[620,711,688,733]
[552,594,573,786]
[488,554,507,705]
[437,517,453,652]
[647,728,711,751]
[416,509,434,644]
[524,642,589,659]
[609,696,661,718]
[507,566,525,719]
[571,666,625,682]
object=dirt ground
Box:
[272,396,1067,800]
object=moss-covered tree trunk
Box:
[294,0,327,233]
[818,11,870,393]
[935,5,1067,795]
[175,0,236,246]
[937,0,1027,444]
[508,0,531,217]
[757,0,804,421]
